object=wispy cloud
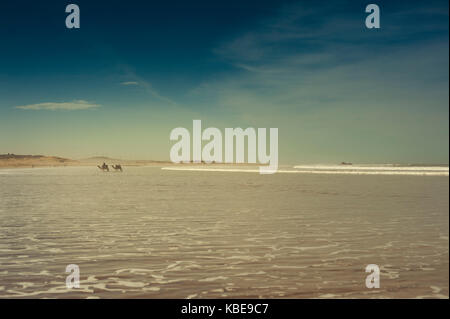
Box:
[187,1,449,163]
[15,100,100,111]
[138,80,178,106]
[215,1,448,69]
[204,0,449,116]
[120,81,139,86]
[121,66,178,106]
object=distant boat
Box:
[340,162,353,165]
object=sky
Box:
[0,0,448,164]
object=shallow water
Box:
[0,166,448,298]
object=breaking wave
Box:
[161,165,449,176]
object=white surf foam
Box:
[161,166,449,176]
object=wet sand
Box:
[0,166,448,298]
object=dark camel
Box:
[97,163,109,171]
[112,164,123,172]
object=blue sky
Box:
[0,0,448,163]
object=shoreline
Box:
[1,154,448,171]
[0,161,262,170]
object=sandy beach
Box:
[0,154,174,169]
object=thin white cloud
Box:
[15,100,100,111]
[120,66,178,106]
[138,80,178,106]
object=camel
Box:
[97,163,109,171]
[111,164,123,172]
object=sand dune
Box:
[0,154,78,168]
[0,154,260,169]
[0,154,174,168]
